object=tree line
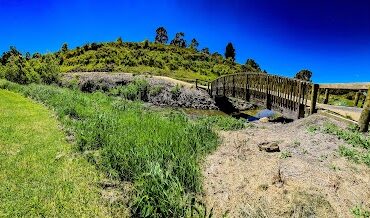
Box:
[0,26,312,85]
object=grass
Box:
[308,121,370,167]
[0,89,109,217]
[0,79,224,217]
[352,205,370,218]
[280,151,292,159]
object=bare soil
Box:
[202,114,370,217]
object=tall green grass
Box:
[0,79,220,217]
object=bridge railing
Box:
[317,83,370,107]
[210,72,312,119]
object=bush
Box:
[170,84,182,99]
[111,79,149,101]
[3,56,41,84]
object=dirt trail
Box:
[202,115,370,217]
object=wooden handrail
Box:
[318,83,370,90]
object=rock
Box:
[259,117,270,123]
[256,109,277,119]
[258,142,280,152]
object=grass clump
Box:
[196,115,248,131]
[280,151,292,159]
[352,205,370,218]
[0,79,219,217]
[320,122,370,167]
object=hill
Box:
[0,39,263,85]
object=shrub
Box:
[149,85,164,96]
[170,84,182,99]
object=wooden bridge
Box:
[208,72,370,131]
[209,73,313,119]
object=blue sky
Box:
[0,0,369,83]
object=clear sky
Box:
[0,0,369,83]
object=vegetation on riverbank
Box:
[0,79,245,217]
[0,89,110,217]
[307,122,370,167]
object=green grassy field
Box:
[0,89,109,217]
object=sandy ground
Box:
[202,114,370,217]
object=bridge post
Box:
[245,74,250,101]
[265,75,271,109]
[297,82,305,119]
[359,87,370,132]
[223,76,226,96]
[354,91,360,107]
[323,89,329,104]
[310,84,319,115]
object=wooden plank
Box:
[319,83,370,90]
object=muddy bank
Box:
[62,72,219,109]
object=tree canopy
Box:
[170,32,186,48]
[155,27,168,44]
[295,69,313,81]
[225,42,236,62]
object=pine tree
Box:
[155,27,168,44]
[225,42,235,61]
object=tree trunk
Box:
[359,88,370,132]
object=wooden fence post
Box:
[323,88,329,104]
[310,84,319,115]
[359,87,370,132]
[354,91,360,107]
[195,79,198,89]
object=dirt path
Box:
[202,115,370,217]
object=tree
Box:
[1,46,22,65]
[243,59,261,72]
[189,38,199,50]
[61,43,68,53]
[170,32,186,48]
[225,42,235,62]
[295,69,312,81]
[201,47,210,55]
[155,27,168,44]
[25,52,31,60]
[116,37,123,46]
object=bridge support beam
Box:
[323,89,329,104]
[354,91,360,107]
[359,87,370,132]
[310,84,319,115]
